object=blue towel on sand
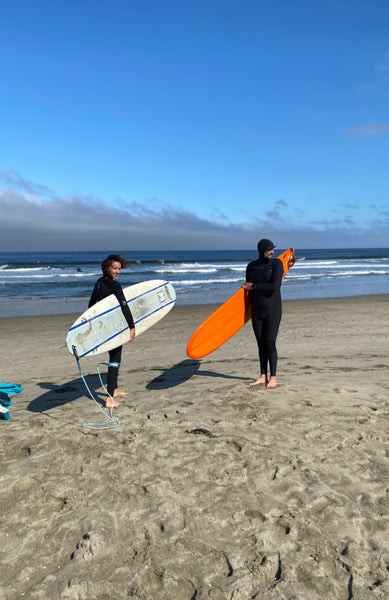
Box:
[0,383,23,395]
[0,383,23,420]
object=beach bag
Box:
[0,383,23,420]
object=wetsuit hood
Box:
[257,238,276,262]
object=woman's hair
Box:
[101,254,128,275]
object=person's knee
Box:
[267,340,277,354]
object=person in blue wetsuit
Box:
[241,239,283,389]
[89,254,136,407]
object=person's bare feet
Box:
[105,397,123,408]
[249,375,268,386]
[267,376,277,389]
[113,389,128,397]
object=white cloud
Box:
[275,199,288,208]
[376,51,389,72]
[0,170,53,195]
[344,122,389,137]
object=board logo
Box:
[158,290,166,303]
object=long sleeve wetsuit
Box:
[246,256,283,377]
[89,276,135,395]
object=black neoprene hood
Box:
[257,239,276,255]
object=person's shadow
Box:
[146,359,250,390]
[27,359,250,412]
[27,375,104,413]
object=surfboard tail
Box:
[186,287,251,359]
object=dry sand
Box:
[1,295,389,600]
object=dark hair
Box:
[101,254,128,275]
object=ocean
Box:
[0,248,388,317]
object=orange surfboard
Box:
[186,248,296,359]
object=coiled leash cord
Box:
[72,346,120,430]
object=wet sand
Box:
[1,295,389,599]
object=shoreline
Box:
[1,294,389,599]
[1,271,389,318]
[0,292,388,323]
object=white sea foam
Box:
[0,271,98,280]
[0,249,388,316]
[154,266,218,274]
[173,277,243,286]
[153,262,246,274]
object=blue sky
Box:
[1,0,388,250]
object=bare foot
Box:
[249,375,268,386]
[266,376,277,389]
[113,389,128,397]
[105,397,123,408]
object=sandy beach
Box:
[1,295,389,600]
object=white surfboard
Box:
[66,280,176,358]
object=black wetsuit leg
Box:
[251,315,266,375]
[107,346,122,396]
[252,307,282,377]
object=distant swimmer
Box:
[77,267,83,273]
[241,239,283,389]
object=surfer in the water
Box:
[241,239,283,389]
[89,254,136,407]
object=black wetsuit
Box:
[246,255,283,377]
[89,276,135,396]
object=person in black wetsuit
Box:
[89,254,135,407]
[241,239,283,389]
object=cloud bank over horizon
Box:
[1,171,388,251]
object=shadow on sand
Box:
[146,359,250,390]
[27,374,104,413]
[28,360,249,412]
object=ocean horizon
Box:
[1,248,388,318]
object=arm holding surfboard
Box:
[242,256,283,292]
[89,270,136,343]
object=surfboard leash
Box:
[71,345,120,430]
